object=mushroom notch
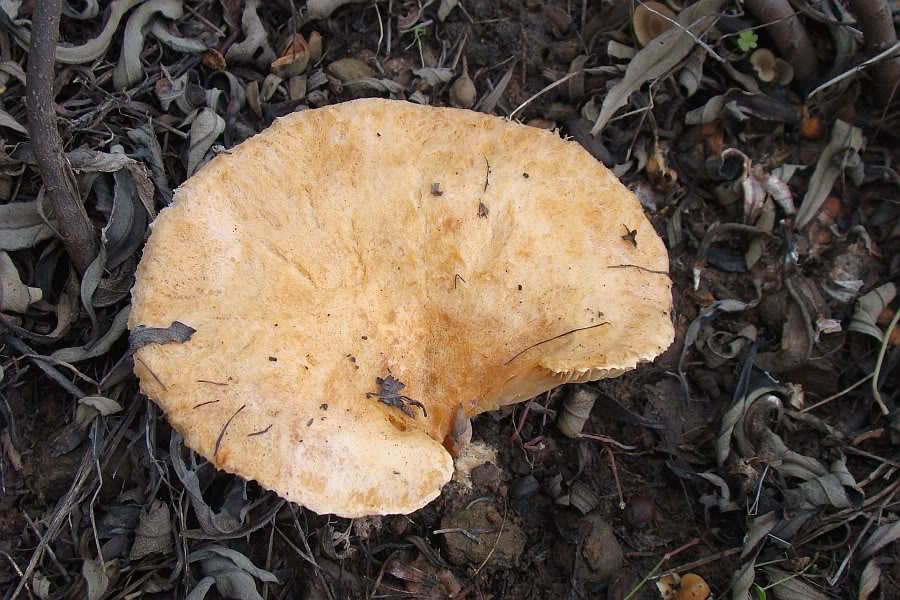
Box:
[129,99,675,517]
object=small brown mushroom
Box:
[633,1,677,47]
[750,48,794,84]
[130,99,674,517]
[676,573,711,600]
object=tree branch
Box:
[848,0,900,105]
[25,0,98,274]
[745,0,818,82]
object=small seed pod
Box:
[556,385,598,438]
[450,58,476,109]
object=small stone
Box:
[440,502,527,569]
[578,516,624,584]
[471,463,501,488]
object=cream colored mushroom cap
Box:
[130,98,674,517]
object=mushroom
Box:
[633,1,677,47]
[750,48,795,84]
[130,99,674,517]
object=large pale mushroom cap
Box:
[130,99,674,517]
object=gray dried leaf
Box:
[186,546,279,600]
[31,571,51,600]
[79,245,107,337]
[0,251,42,312]
[438,0,458,20]
[304,0,367,21]
[130,500,173,560]
[861,519,900,559]
[782,458,863,510]
[763,567,827,600]
[185,576,217,600]
[170,433,243,535]
[414,67,455,87]
[848,283,895,341]
[742,511,779,559]
[796,120,864,229]
[81,557,109,600]
[732,561,756,600]
[128,124,174,204]
[345,77,406,94]
[113,0,184,90]
[590,0,724,135]
[477,60,516,114]
[556,386,597,438]
[678,46,706,97]
[858,560,881,600]
[67,148,133,172]
[51,305,130,363]
[717,384,780,467]
[130,321,196,350]
[327,57,375,83]
[150,20,208,54]
[696,471,740,512]
[63,0,99,19]
[0,197,56,251]
[5,0,143,64]
[78,395,123,416]
[187,108,226,176]
[680,282,762,403]
[701,324,757,368]
[225,0,275,68]
[0,108,26,135]
[103,167,150,269]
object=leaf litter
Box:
[1,0,900,598]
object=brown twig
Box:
[744,0,818,82]
[25,0,99,274]
[848,0,900,105]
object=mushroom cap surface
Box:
[130,99,674,517]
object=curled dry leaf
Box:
[186,109,226,176]
[848,283,896,341]
[0,196,57,251]
[112,0,185,90]
[591,0,725,135]
[556,385,598,437]
[272,34,310,79]
[129,500,173,560]
[0,251,42,313]
[796,120,864,229]
[327,57,375,82]
[858,559,881,600]
[225,0,275,68]
[763,567,827,600]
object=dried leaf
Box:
[696,471,740,512]
[130,321,196,350]
[742,511,779,559]
[345,77,406,94]
[128,126,173,205]
[796,120,864,228]
[304,0,367,21]
[186,108,226,176]
[590,0,725,135]
[3,0,144,64]
[763,567,827,600]
[848,283,895,341]
[79,395,123,416]
[170,432,243,535]
[414,67,455,87]
[150,20,207,55]
[782,458,863,510]
[438,0,458,20]
[79,245,107,337]
[678,46,706,97]
[0,197,57,251]
[225,0,275,68]
[861,519,900,559]
[557,385,598,437]
[477,60,517,114]
[185,577,217,600]
[186,545,279,600]
[0,108,26,135]
[0,251,42,312]
[130,500,173,560]
[104,167,150,269]
[858,560,881,600]
[113,0,184,90]
[81,557,109,600]
[51,305,131,363]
